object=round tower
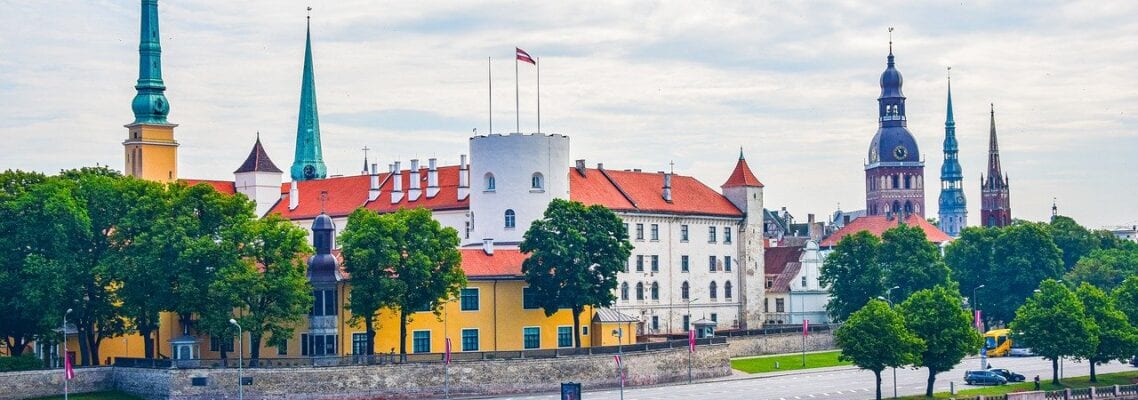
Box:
[469,133,570,245]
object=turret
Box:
[234,134,284,217]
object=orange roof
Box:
[268,175,373,220]
[364,165,469,214]
[570,168,742,217]
[721,156,764,188]
[180,179,236,195]
[820,214,953,247]
[459,248,527,278]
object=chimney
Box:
[597,163,604,171]
[807,213,816,239]
[391,161,404,204]
[408,159,422,202]
[482,238,494,255]
[662,173,673,203]
[426,158,440,198]
[457,154,470,200]
[368,163,381,202]
[288,181,299,210]
[575,159,586,176]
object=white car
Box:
[1009,347,1035,357]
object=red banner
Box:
[688,328,696,353]
[64,352,74,380]
[803,319,809,337]
[444,338,452,365]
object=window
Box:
[683,315,691,331]
[523,327,540,349]
[312,289,337,316]
[624,223,629,237]
[776,298,785,313]
[724,256,732,272]
[504,209,516,229]
[209,336,234,352]
[650,282,659,300]
[681,225,689,241]
[460,288,479,311]
[709,281,718,300]
[681,255,689,272]
[651,316,659,331]
[636,224,644,240]
[891,175,899,189]
[557,326,573,348]
[801,276,807,288]
[485,173,496,191]
[305,334,337,356]
[708,226,717,243]
[650,255,659,272]
[277,340,288,356]
[522,287,539,309]
[635,282,644,300]
[681,281,690,300]
[531,172,544,189]
[636,255,644,272]
[582,326,588,336]
[301,334,308,356]
[650,224,659,240]
[710,313,718,322]
[709,256,717,272]
[764,298,769,313]
[766,279,773,289]
[352,333,368,355]
[904,175,912,189]
[461,329,479,352]
[620,282,629,301]
[724,227,732,244]
[413,331,431,353]
[724,281,733,300]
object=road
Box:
[482,356,1135,400]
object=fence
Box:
[1005,384,1138,400]
[114,336,728,369]
[658,323,833,341]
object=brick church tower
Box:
[865,41,925,217]
[981,104,1012,227]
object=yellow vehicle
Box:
[984,329,1013,357]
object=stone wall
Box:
[1,367,112,400]
[106,344,729,400]
[725,331,835,358]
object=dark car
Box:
[964,370,1007,386]
[988,368,1026,382]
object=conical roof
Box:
[721,152,764,188]
[234,136,282,174]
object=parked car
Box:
[988,368,1026,382]
[1009,346,1035,357]
[964,370,1008,386]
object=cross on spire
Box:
[888,27,894,54]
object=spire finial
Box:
[991,102,994,114]
[739,147,745,160]
[307,6,312,20]
[947,66,951,82]
[256,131,260,140]
[888,27,894,54]
[669,160,675,174]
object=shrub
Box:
[0,354,45,371]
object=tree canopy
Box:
[820,231,883,322]
[1075,283,1138,382]
[987,223,1064,326]
[835,299,923,400]
[880,224,951,302]
[898,285,982,397]
[1064,249,1138,291]
[520,199,633,348]
[1011,279,1097,384]
[340,208,406,356]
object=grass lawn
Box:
[899,370,1138,399]
[28,391,143,400]
[732,350,851,373]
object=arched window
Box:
[620,282,629,301]
[724,281,733,300]
[904,201,913,214]
[709,281,718,300]
[635,282,644,300]
[892,200,901,214]
[650,282,659,300]
[531,172,544,190]
[504,209,516,229]
[904,175,912,189]
[681,281,690,300]
[892,175,900,189]
[484,173,496,191]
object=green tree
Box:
[338,208,404,357]
[820,231,883,322]
[520,199,633,348]
[212,215,313,365]
[1064,249,1138,291]
[880,224,951,302]
[1050,215,1099,270]
[1114,277,1138,328]
[1076,283,1138,382]
[111,177,173,359]
[898,285,983,397]
[986,223,1064,326]
[1011,279,1097,384]
[835,300,923,400]
[945,227,999,315]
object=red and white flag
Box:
[803,319,810,337]
[444,338,452,365]
[64,353,75,380]
[516,47,536,65]
[613,355,624,385]
[688,328,696,353]
[975,310,982,329]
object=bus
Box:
[984,329,1013,357]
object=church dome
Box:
[879,53,904,99]
[868,126,920,164]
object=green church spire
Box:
[290,9,327,181]
[130,0,171,124]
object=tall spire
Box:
[938,67,966,236]
[131,0,170,124]
[986,103,1002,185]
[981,103,1012,228]
[290,7,328,181]
[945,68,955,126]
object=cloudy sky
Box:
[2,1,1136,229]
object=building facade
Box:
[865,43,926,218]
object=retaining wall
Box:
[1,367,112,400]
[725,331,835,358]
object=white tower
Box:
[469,133,570,245]
[234,136,284,217]
[721,151,766,329]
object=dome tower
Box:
[865,36,926,218]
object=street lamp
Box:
[973,284,986,370]
[229,319,243,400]
[685,298,699,385]
[612,328,624,400]
[63,308,73,400]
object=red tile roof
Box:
[764,246,804,275]
[364,165,469,214]
[180,179,236,195]
[820,214,953,247]
[459,248,527,278]
[268,175,373,220]
[769,262,802,294]
[721,156,764,188]
[570,168,742,217]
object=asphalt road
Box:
[482,356,1136,400]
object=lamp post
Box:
[685,298,699,384]
[612,328,624,400]
[63,308,72,400]
[884,286,899,399]
[229,319,243,400]
[973,284,986,369]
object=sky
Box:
[1,1,1136,230]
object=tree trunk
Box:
[7,337,26,357]
[399,309,408,360]
[1051,358,1060,385]
[926,368,937,398]
[91,334,103,366]
[365,315,375,356]
[77,321,91,366]
[874,369,882,400]
[572,306,582,348]
[1089,360,1097,383]
[249,334,262,367]
[139,326,154,359]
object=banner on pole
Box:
[613,355,624,385]
[445,338,452,365]
[64,353,74,380]
[688,328,696,353]
[975,310,982,329]
[803,319,809,337]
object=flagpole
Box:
[488,57,492,135]
[515,51,520,134]
[536,57,541,133]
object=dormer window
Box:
[531,173,544,190]
[484,173,496,191]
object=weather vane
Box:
[888,27,894,52]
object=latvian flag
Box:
[516,47,535,65]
